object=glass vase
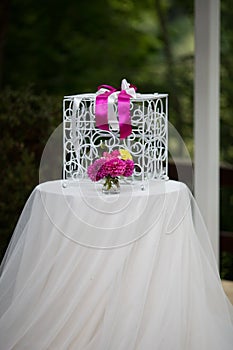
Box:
[102,176,120,194]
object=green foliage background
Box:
[0,0,232,278]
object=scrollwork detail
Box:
[63,95,168,181]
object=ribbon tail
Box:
[95,92,111,131]
[118,91,132,139]
[95,86,117,131]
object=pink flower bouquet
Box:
[87,149,134,193]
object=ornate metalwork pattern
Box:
[63,93,168,182]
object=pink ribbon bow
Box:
[95,82,137,139]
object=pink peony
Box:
[104,158,126,177]
[87,158,107,182]
[103,150,120,159]
[110,150,120,158]
[87,149,134,182]
[123,159,134,177]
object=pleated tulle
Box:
[0,180,233,350]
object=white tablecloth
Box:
[0,180,233,350]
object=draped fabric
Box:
[0,180,233,350]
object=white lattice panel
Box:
[63,93,168,182]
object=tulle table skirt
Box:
[0,180,233,350]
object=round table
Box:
[0,180,233,350]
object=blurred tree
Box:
[0,0,10,87]
[2,2,193,87]
[1,0,194,149]
[0,86,60,259]
[220,0,233,165]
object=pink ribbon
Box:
[118,90,132,139]
[95,84,136,139]
[95,85,117,131]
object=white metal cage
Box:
[63,93,168,182]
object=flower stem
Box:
[104,175,119,190]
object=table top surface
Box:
[36,179,187,198]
